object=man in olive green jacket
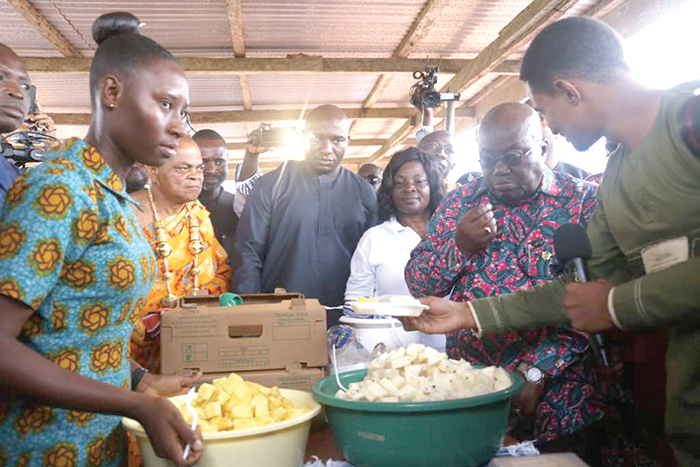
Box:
[403,17,700,466]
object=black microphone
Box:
[553,223,610,367]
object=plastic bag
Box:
[327,325,373,375]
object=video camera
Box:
[2,86,58,170]
[409,67,460,109]
[2,131,58,169]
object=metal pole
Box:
[445,100,456,135]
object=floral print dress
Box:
[0,139,156,467]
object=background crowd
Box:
[0,9,696,467]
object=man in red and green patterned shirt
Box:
[405,102,604,460]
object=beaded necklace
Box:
[146,185,205,308]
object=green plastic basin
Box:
[312,369,524,467]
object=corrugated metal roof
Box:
[458,73,503,102]
[0,1,63,56]
[30,72,91,111]
[350,118,410,139]
[242,0,426,57]
[186,75,244,107]
[248,74,380,106]
[188,122,249,140]
[30,0,234,56]
[0,0,633,167]
[410,0,533,57]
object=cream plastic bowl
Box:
[122,389,322,467]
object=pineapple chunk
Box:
[198,420,216,433]
[221,373,245,395]
[231,404,254,419]
[177,372,311,433]
[255,415,276,426]
[212,377,227,389]
[212,389,231,405]
[231,381,253,404]
[202,401,222,420]
[196,383,217,403]
[233,418,257,430]
[253,396,269,418]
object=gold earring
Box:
[107,103,115,109]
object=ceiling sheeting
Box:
[0,0,665,171]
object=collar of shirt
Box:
[60,138,141,207]
[471,166,563,203]
[386,215,415,235]
[298,159,346,180]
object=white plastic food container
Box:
[339,315,421,353]
[122,389,321,467]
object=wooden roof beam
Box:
[223,137,416,151]
[7,0,80,58]
[21,57,520,76]
[448,0,693,139]
[226,0,253,116]
[351,0,450,137]
[364,0,581,164]
[51,107,450,126]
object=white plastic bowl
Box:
[339,315,421,354]
[122,389,321,467]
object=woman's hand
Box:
[137,372,201,397]
[132,394,204,467]
[400,297,476,334]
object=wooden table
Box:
[305,425,344,462]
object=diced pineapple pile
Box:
[335,343,512,403]
[175,372,312,433]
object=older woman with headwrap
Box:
[130,136,230,374]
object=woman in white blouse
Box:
[345,148,447,349]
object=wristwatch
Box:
[516,362,545,386]
[131,367,149,391]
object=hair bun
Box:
[92,12,142,45]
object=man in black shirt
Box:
[194,129,262,261]
[233,105,377,323]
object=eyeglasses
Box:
[365,175,382,184]
[479,143,541,170]
[394,178,429,189]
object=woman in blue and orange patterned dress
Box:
[0,12,203,467]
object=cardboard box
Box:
[201,366,326,393]
[160,293,328,375]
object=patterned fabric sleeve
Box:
[204,225,232,295]
[405,187,471,298]
[235,167,264,197]
[578,181,598,227]
[0,169,93,311]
